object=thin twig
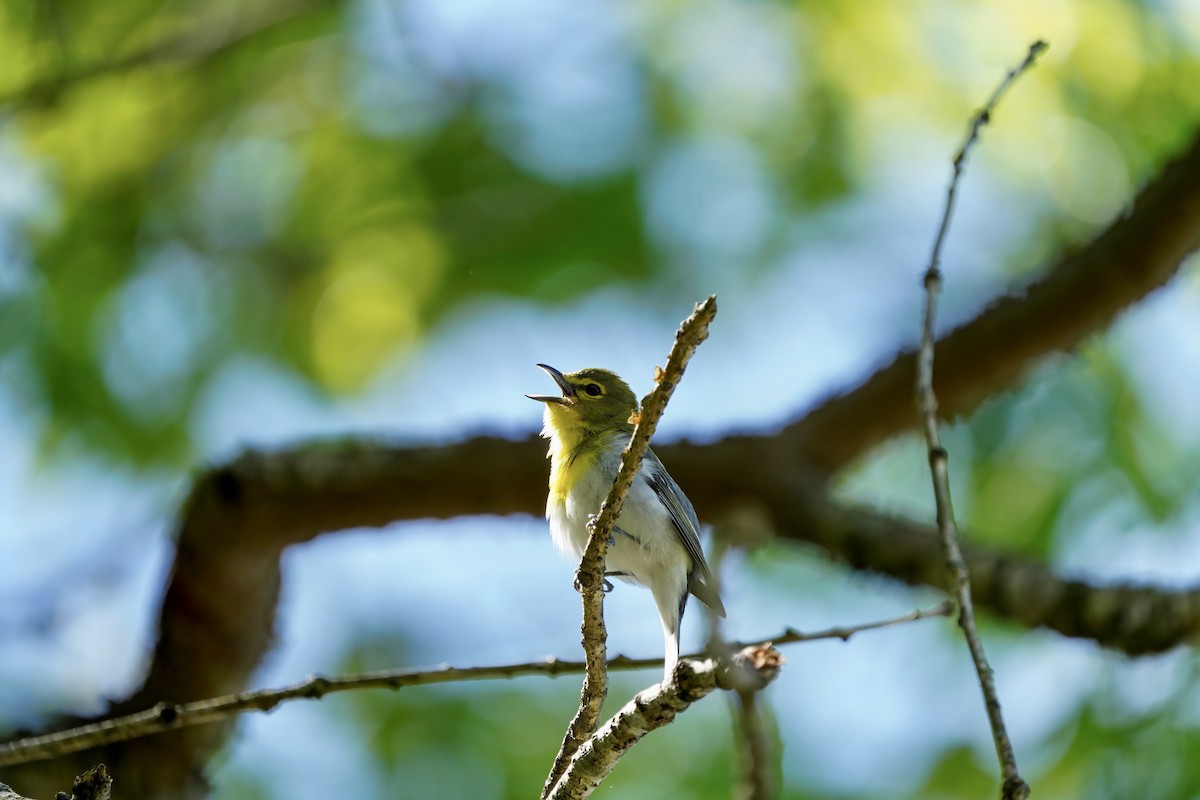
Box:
[918,40,1047,800]
[542,295,719,797]
[0,600,947,770]
[927,41,1049,272]
[547,645,784,800]
[761,601,953,646]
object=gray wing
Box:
[643,451,726,617]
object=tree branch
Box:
[786,126,1200,473]
[916,41,1045,800]
[547,646,783,800]
[768,485,1200,654]
[0,607,941,769]
[543,296,718,797]
[142,434,1200,657]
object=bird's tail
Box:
[688,572,726,618]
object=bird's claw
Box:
[572,576,614,593]
[586,513,616,546]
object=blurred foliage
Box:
[1058,678,1200,800]
[2,0,1199,465]
[4,0,1200,798]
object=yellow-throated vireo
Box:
[527,364,726,679]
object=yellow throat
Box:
[543,406,608,503]
[528,365,639,503]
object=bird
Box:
[527,363,726,680]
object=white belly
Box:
[543,440,697,670]
[546,465,690,593]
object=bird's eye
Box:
[583,383,603,397]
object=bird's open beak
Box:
[526,363,576,405]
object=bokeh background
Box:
[3,0,1200,797]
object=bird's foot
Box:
[586,513,618,546]
[572,575,615,593]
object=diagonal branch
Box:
[915,41,1046,800]
[547,646,783,800]
[786,126,1200,473]
[542,295,719,797]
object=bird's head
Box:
[527,364,638,439]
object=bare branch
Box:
[764,602,955,646]
[543,295,719,797]
[547,646,783,800]
[916,41,1047,800]
[0,605,942,769]
[926,41,1050,273]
